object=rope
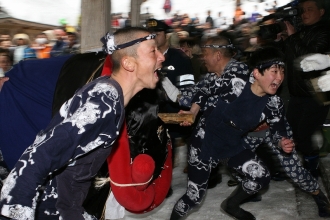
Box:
[85,58,106,84]
[94,175,154,188]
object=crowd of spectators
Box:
[0,1,281,77]
[0,29,80,76]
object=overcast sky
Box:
[0,0,291,26]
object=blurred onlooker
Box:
[234,5,245,24]
[163,0,172,15]
[62,32,80,55]
[192,14,200,25]
[12,33,36,64]
[50,29,67,57]
[124,12,131,27]
[0,40,11,49]
[32,33,52,59]
[179,37,207,82]
[0,48,12,77]
[117,13,126,28]
[214,12,225,29]
[180,14,193,34]
[0,35,10,42]
[205,10,214,29]
[250,5,262,23]
[168,22,182,48]
[0,40,14,64]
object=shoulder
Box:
[225,60,250,76]
[79,76,121,98]
[229,59,249,69]
[167,48,188,58]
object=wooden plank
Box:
[158,113,195,124]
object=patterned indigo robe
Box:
[0,76,125,219]
[177,59,319,193]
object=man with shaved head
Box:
[0,27,164,220]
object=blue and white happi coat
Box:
[0,76,125,219]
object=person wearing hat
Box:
[147,18,196,197]
[12,33,36,64]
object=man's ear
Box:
[216,50,222,60]
[253,68,261,79]
[121,56,135,72]
[320,9,325,17]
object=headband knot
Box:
[200,44,235,49]
[100,32,156,55]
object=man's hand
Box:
[178,103,200,126]
[300,54,330,72]
[0,77,9,91]
[283,21,295,36]
[279,137,295,154]
[161,77,180,102]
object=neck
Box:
[158,43,169,54]
[215,57,231,76]
[251,83,266,97]
[111,71,142,107]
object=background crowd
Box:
[0,1,279,77]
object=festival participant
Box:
[169,46,330,220]
[279,0,330,179]
[0,27,164,219]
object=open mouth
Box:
[155,68,162,80]
[270,82,281,89]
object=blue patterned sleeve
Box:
[190,60,250,108]
[178,73,217,108]
[0,80,124,219]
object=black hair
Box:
[248,46,285,73]
[299,0,325,9]
[179,37,197,48]
[66,32,77,37]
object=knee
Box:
[261,174,271,188]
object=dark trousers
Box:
[172,149,270,217]
[286,96,329,156]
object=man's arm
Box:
[285,24,330,57]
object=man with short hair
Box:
[50,29,68,57]
[0,48,12,75]
[147,19,195,196]
[281,0,330,179]
[0,27,164,219]
[63,32,80,55]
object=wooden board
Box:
[158,113,195,124]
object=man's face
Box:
[0,35,9,41]
[135,37,165,89]
[0,55,11,72]
[0,41,11,49]
[180,42,192,57]
[255,65,284,96]
[201,47,219,73]
[16,38,25,46]
[155,31,166,48]
[68,34,76,43]
[300,1,324,26]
